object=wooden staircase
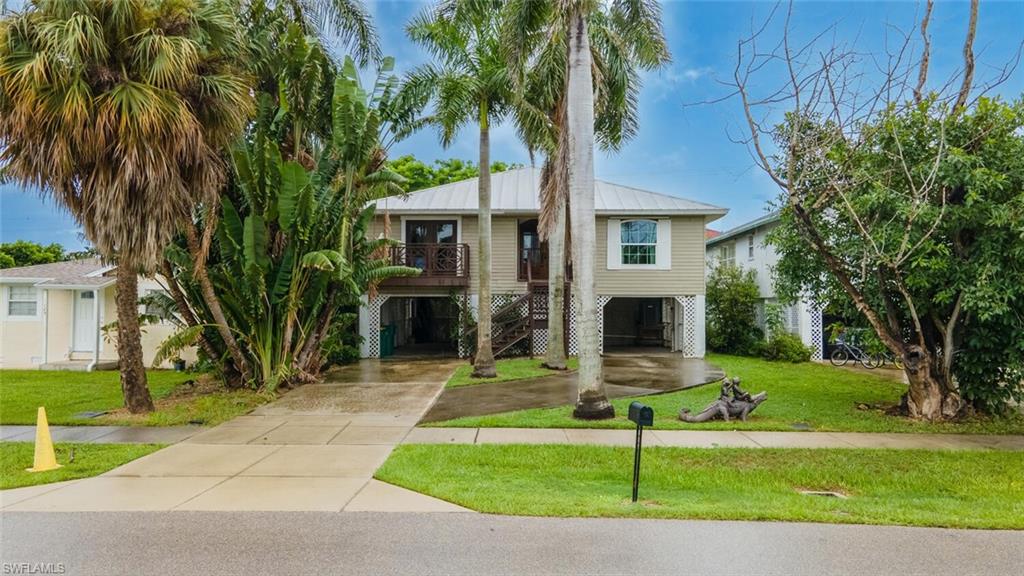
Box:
[463,282,569,359]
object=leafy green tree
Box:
[771,99,1024,415]
[387,155,521,192]
[706,264,763,355]
[728,1,1024,419]
[0,241,66,269]
[0,0,251,412]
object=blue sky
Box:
[2,0,1022,249]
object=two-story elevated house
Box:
[358,167,727,360]
[704,212,824,360]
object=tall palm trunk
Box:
[115,265,154,413]
[544,191,568,370]
[473,100,497,378]
[567,11,613,419]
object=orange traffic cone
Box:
[26,406,62,473]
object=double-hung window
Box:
[719,244,735,266]
[7,286,38,317]
[620,220,658,265]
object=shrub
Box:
[706,264,763,355]
[761,332,812,363]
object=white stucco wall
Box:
[0,275,195,369]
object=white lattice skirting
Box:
[675,295,698,358]
[808,305,824,361]
[567,295,609,356]
[365,294,390,358]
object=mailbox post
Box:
[627,401,653,503]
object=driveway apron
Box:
[2,359,470,513]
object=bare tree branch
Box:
[953,0,979,112]
[914,0,934,103]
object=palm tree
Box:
[0,0,252,412]
[407,1,527,378]
[505,0,669,416]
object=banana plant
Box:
[160,56,422,390]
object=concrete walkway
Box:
[404,427,1024,451]
[0,424,201,444]
[1,359,471,513]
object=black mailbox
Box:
[628,401,654,427]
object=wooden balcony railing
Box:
[382,243,471,287]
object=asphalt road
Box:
[1,512,1022,576]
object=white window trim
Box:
[719,244,735,267]
[747,234,755,260]
[606,218,671,271]
[2,284,42,321]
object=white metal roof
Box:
[705,211,781,247]
[373,167,727,219]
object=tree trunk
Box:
[567,12,613,420]
[473,100,497,378]
[115,265,154,413]
[544,192,568,370]
[185,224,251,387]
[902,351,963,420]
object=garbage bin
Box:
[380,324,396,357]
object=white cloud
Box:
[646,65,714,101]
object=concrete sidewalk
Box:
[1,359,470,513]
[0,424,201,444]
[403,427,1024,451]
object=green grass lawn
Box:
[377,444,1024,529]
[0,370,270,426]
[0,442,164,490]
[433,355,1024,434]
[447,357,579,388]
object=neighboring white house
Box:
[0,259,192,369]
[360,167,728,359]
[704,212,824,360]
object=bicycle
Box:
[829,336,881,369]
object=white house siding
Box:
[706,217,823,360]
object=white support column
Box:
[88,289,100,371]
[694,294,707,358]
[358,294,370,358]
[41,289,49,365]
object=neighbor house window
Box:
[719,244,735,266]
[7,286,38,317]
[748,234,755,259]
[620,220,658,265]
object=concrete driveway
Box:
[421,350,724,422]
[1,359,467,513]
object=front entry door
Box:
[73,290,96,352]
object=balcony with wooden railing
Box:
[381,243,471,287]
